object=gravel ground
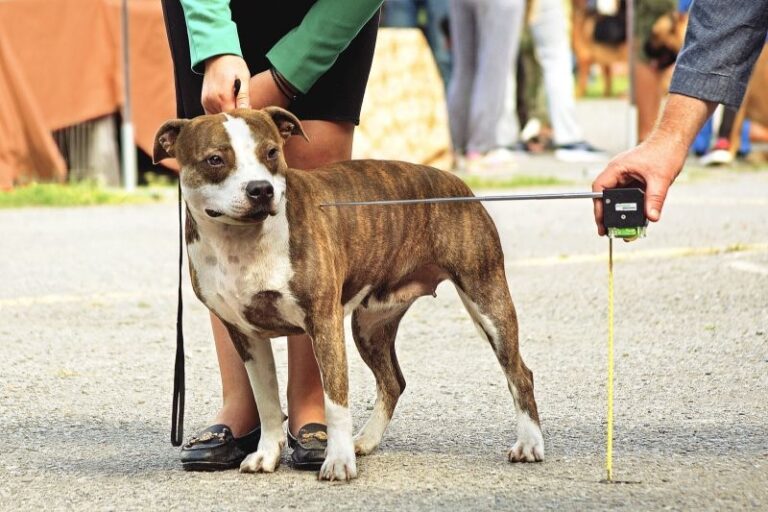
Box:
[1,168,766,511]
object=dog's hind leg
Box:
[351,304,410,455]
[454,272,544,463]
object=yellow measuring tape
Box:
[606,237,615,481]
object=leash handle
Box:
[171,179,185,447]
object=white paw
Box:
[318,440,357,481]
[353,431,380,456]
[239,438,283,473]
[508,414,544,462]
[508,439,545,462]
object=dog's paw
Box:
[239,439,283,473]
[353,431,380,456]
[508,439,544,462]
[318,440,357,481]
[508,414,545,463]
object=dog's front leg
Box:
[308,306,357,481]
[236,336,284,474]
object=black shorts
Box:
[161,0,380,123]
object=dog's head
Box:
[153,107,307,225]
[644,12,688,69]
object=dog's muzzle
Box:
[241,180,274,221]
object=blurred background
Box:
[1,0,767,196]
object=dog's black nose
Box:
[245,180,274,201]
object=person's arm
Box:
[179,0,253,112]
[592,0,768,234]
[178,0,382,113]
[591,94,714,235]
[669,0,768,110]
[266,0,383,94]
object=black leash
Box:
[171,179,185,446]
[170,78,242,447]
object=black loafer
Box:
[287,423,327,470]
[180,424,261,471]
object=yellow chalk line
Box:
[508,242,768,267]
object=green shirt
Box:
[179,0,383,94]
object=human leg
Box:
[447,0,477,154]
[530,0,583,146]
[466,0,525,153]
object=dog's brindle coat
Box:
[154,108,544,481]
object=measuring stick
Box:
[606,237,615,481]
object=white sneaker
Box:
[699,149,734,166]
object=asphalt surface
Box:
[1,166,767,511]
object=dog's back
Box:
[285,160,504,297]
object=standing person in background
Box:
[513,0,608,163]
[593,0,768,233]
[161,0,382,471]
[634,0,678,142]
[447,0,525,172]
[383,0,452,86]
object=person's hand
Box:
[248,70,291,110]
[201,55,251,114]
[592,133,688,236]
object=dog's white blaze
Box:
[219,114,287,209]
[222,114,272,181]
[320,394,357,480]
[354,387,390,454]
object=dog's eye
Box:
[206,155,224,167]
[267,148,279,160]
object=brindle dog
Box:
[154,108,543,481]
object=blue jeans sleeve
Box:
[669,0,768,108]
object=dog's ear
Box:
[264,106,309,142]
[153,119,189,163]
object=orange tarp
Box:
[0,0,176,188]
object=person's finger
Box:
[235,77,250,109]
[644,175,670,222]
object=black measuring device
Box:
[322,187,648,481]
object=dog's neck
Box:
[186,200,290,257]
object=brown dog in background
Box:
[572,2,627,97]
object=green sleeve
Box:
[179,0,242,73]
[267,0,383,94]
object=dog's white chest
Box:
[187,211,305,335]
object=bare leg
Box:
[635,61,663,141]
[211,313,259,436]
[208,120,354,436]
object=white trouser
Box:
[447,0,525,153]
[522,0,584,145]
